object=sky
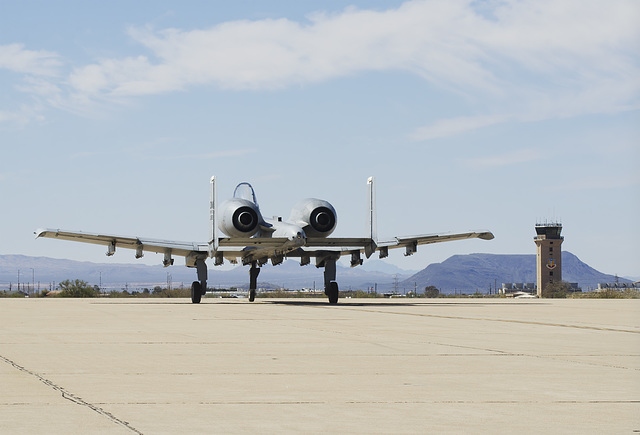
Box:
[1,0,639,279]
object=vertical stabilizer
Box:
[365,176,377,258]
[209,176,218,257]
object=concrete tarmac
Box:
[0,298,638,434]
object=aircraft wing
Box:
[377,230,495,248]
[35,227,493,266]
[35,228,297,264]
[35,229,295,249]
[221,230,493,265]
[218,237,292,247]
[303,238,373,248]
[35,228,209,258]
[303,230,493,251]
[299,230,494,262]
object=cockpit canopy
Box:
[233,182,258,205]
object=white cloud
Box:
[0,44,61,125]
[65,2,504,95]
[0,43,61,76]
[463,148,544,169]
[0,110,19,124]
[5,0,640,130]
[409,114,509,141]
[0,104,45,127]
[77,1,639,93]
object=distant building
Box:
[500,282,581,297]
[500,283,536,296]
[534,222,563,298]
[597,282,640,291]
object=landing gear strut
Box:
[249,261,260,302]
[191,258,207,304]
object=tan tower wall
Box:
[534,224,563,297]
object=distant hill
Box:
[0,255,402,291]
[358,259,418,276]
[401,252,630,292]
[0,252,627,293]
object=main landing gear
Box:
[323,257,339,304]
[326,282,339,304]
[190,256,340,304]
[191,258,207,304]
[191,281,205,304]
[245,257,339,304]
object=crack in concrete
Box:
[0,354,143,434]
[333,306,640,334]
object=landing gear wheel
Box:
[249,289,256,302]
[327,282,339,304]
[191,281,202,304]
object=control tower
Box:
[534,223,563,297]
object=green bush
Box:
[424,286,440,298]
[0,290,27,298]
[542,281,570,298]
[152,287,191,298]
[58,279,98,298]
[341,290,380,298]
[571,289,639,299]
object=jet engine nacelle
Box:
[218,198,261,238]
[289,198,337,237]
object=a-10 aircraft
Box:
[36,176,493,304]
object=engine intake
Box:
[290,199,337,237]
[309,206,336,234]
[219,199,261,238]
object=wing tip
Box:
[478,231,495,240]
[34,228,49,239]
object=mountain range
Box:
[399,252,631,292]
[0,252,630,294]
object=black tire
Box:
[327,282,339,304]
[249,289,256,302]
[191,281,202,304]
